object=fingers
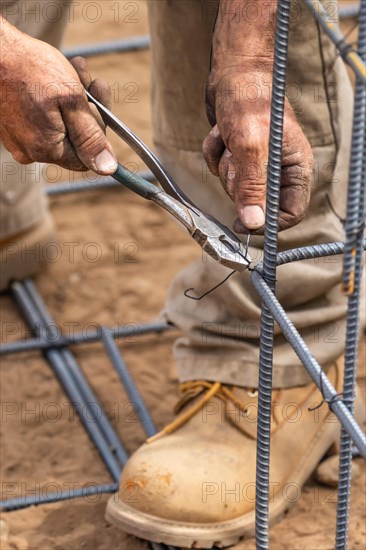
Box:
[70,57,112,109]
[64,58,117,174]
[61,96,117,175]
[69,57,92,89]
[203,125,225,177]
[228,125,268,231]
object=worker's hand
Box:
[203,65,313,234]
[0,22,117,174]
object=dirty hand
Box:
[203,66,313,234]
[0,18,117,174]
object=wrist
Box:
[212,0,277,71]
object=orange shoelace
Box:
[147,380,250,444]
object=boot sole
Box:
[105,419,339,548]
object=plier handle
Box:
[86,91,251,272]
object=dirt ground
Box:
[0,2,365,549]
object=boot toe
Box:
[118,433,256,523]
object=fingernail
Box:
[228,160,235,180]
[224,149,232,158]
[241,206,265,229]
[95,150,118,173]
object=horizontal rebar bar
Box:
[62,35,150,59]
[0,483,119,511]
[339,3,360,19]
[0,321,172,355]
[275,240,366,266]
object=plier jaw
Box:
[188,210,251,272]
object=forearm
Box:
[212,0,277,71]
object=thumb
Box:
[232,140,268,231]
[62,97,117,175]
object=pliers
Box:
[86,91,251,272]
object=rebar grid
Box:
[0,3,365,550]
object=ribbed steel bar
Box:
[0,483,118,511]
[46,171,155,196]
[0,322,171,355]
[302,0,366,82]
[11,281,121,482]
[62,35,150,59]
[343,0,366,295]
[339,3,360,20]
[335,210,365,548]
[336,5,366,541]
[101,327,157,438]
[251,270,366,458]
[22,279,129,467]
[276,241,366,266]
[255,1,291,548]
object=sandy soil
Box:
[0,2,365,549]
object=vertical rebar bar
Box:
[255,1,291,548]
[23,279,128,468]
[101,327,157,438]
[251,270,366,458]
[336,3,366,544]
[342,0,366,295]
[11,282,122,481]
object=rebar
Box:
[0,321,171,355]
[335,3,366,543]
[342,1,366,295]
[62,35,150,59]
[339,3,360,20]
[255,1,291,548]
[251,269,366,459]
[23,279,129,467]
[0,483,118,511]
[11,281,122,482]
[302,0,366,82]
[101,327,157,438]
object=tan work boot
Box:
[0,213,57,292]
[106,359,362,548]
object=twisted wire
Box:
[255,1,291,548]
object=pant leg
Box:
[148,0,365,388]
[0,1,71,239]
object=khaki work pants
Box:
[147,0,365,387]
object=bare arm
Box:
[0,16,117,174]
[203,0,313,232]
